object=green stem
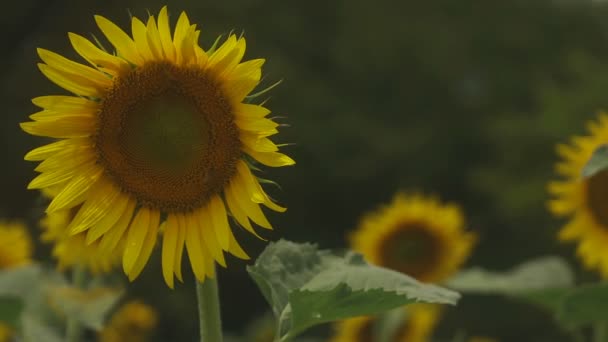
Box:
[595,322,608,342]
[196,267,223,342]
[65,265,87,342]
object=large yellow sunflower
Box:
[0,221,32,269]
[350,193,476,283]
[21,6,293,288]
[548,113,608,276]
[329,304,442,342]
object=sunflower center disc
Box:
[587,169,608,227]
[379,223,441,279]
[96,62,241,212]
[357,320,374,342]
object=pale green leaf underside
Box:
[248,240,460,340]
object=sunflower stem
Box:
[65,265,87,342]
[196,269,223,342]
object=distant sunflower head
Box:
[0,221,32,269]
[40,190,121,273]
[21,6,294,287]
[548,113,608,277]
[329,304,442,342]
[99,300,158,342]
[0,323,13,342]
[350,193,476,283]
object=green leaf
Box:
[247,240,460,341]
[557,282,608,325]
[581,144,608,178]
[47,286,124,330]
[0,296,24,327]
[447,256,574,295]
[0,265,42,297]
[21,313,62,342]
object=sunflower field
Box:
[3,1,608,341]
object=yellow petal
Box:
[38,49,111,89]
[235,103,271,119]
[85,193,131,243]
[172,12,190,64]
[244,165,287,212]
[122,208,151,274]
[240,133,278,153]
[32,95,98,113]
[25,138,90,161]
[235,117,279,133]
[67,180,122,235]
[34,143,94,172]
[29,109,93,121]
[37,63,102,97]
[131,17,154,61]
[162,215,178,288]
[94,15,143,65]
[128,209,160,280]
[208,196,230,251]
[224,181,263,239]
[174,214,187,282]
[157,6,176,62]
[208,35,237,68]
[46,165,103,212]
[68,32,129,75]
[197,206,226,267]
[28,159,96,190]
[243,147,295,167]
[231,174,272,230]
[20,115,94,139]
[226,226,249,260]
[180,26,198,65]
[146,16,164,59]
[232,59,264,80]
[34,145,93,172]
[98,199,136,254]
[185,212,207,281]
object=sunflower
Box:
[329,304,442,342]
[99,300,158,342]
[21,6,293,287]
[350,193,476,283]
[0,324,12,342]
[40,200,120,273]
[548,113,608,276]
[0,221,32,270]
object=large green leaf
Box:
[447,257,575,326]
[47,286,124,330]
[581,144,608,178]
[0,265,42,297]
[557,282,608,325]
[447,256,574,295]
[247,240,460,341]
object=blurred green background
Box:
[4,0,608,341]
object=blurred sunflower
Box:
[329,304,442,342]
[40,198,120,273]
[350,193,476,283]
[0,324,12,342]
[21,6,293,287]
[99,300,158,342]
[0,221,32,341]
[548,114,608,276]
[0,221,32,269]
